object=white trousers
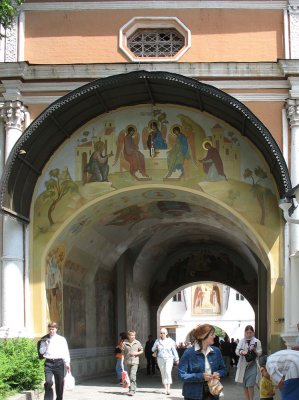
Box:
[157,357,173,384]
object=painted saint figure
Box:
[86,139,112,182]
[147,121,167,157]
[166,126,190,178]
[124,126,149,178]
[198,141,227,181]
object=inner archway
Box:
[159,282,255,344]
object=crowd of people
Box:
[113,323,299,400]
[37,320,299,400]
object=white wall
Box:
[160,284,254,343]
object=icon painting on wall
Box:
[192,283,222,315]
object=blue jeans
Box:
[115,358,122,380]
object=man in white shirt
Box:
[39,322,71,400]
[266,349,299,400]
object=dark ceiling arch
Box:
[0,70,291,222]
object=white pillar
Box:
[0,100,26,160]
[0,216,25,333]
[0,100,29,338]
[281,98,299,347]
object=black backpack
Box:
[37,334,49,360]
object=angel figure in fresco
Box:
[113,125,151,180]
[198,140,227,181]
[177,114,205,165]
[165,125,190,179]
[144,120,167,157]
[211,285,221,313]
[85,139,113,183]
[193,285,204,310]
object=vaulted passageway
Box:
[0,71,287,378]
[46,186,269,358]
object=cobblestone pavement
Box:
[63,366,282,400]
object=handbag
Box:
[121,370,130,388]
[203,381,220,400]
[245,350,257,362]
[152,351,157,358]
[64,371,75,390]
[208,378,223,396]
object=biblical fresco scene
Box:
[33,104,280,326]
[192,283,222,315]
[34,104,279,240]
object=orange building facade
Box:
[0,0,299,378]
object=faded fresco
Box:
[192,283,222,315]
[45,245,65,327]
[95,268,115,347]
[34,105,278,234]
[35,104,281,326]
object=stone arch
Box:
[0,70,290,221]
[0,71,288,377]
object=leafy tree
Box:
[0,0,24,39]
[41,167,78,225]
[243,166,271,225]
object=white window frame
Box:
[119,16,191,62]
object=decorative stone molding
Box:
[288,2,299,58]
[281,333,298,348]
[2,23,18,62]
[286,98,299,128]
[0,100,27,131]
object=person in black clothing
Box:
[220,335,232,376]
[230,338,239,367]
[144,334,156,375]
[213,335,220,347]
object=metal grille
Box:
[127,29,185,57]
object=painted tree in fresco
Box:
[42,168,78,225]
[243,166,271,226]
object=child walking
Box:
[259,355,275,400]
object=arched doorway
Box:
[0,71,289,378]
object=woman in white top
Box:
[152,328,179,395]
[235,325,262,400]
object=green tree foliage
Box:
[42,167,78,225]
[0,338,44,399]
[0,0,24,38]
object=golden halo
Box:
[170,124,182,135]
[148,119,159,129]
[202,140,213,150]
[126,124,137,134]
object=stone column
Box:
[0,100,28,337]
[1,100,27,160]
[282,98,299,347]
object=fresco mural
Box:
[95,269,115,347]
[35,104,280,325]
[192,283,222,315]
[45,245,65,327]
[34,105,277,233]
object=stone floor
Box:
[62,366,282,400]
